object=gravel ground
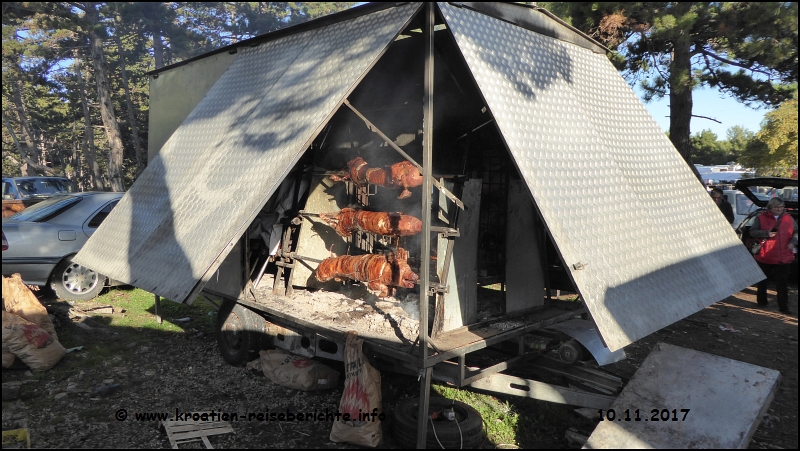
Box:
[2,283,796,449]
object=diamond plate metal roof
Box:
[438,2,764,351]
[74,3,420,303]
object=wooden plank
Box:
[160,415,234,449]
[167,425,233,435]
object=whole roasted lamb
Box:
[315,248,419,297]
[318,208,422,237]
[329,157,423,199]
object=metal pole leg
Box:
[416,366,433,449]
[154,295,162,324]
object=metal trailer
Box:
[76,2,767,447]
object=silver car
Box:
[2,192,124,301]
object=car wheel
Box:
[50,255,107,301]
[216,300,264,366]
[391,397,484,449]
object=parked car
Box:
[2,192,124,300]
[734,177,798,278]
[2,176,78,218]
[719,189,768,229]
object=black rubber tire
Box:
[50,255,107,301]
[216,300,262,366]
[558,339,586,364]
[391,397,483,449]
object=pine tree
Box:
[542,2,798,177]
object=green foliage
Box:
[690,129,729,165]
[541,2,798,168]
[689,125,759,166]
[2,2,354,187]
[741,96,799,176]
[545,2,797,104]
[726,126,755,156]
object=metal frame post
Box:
[154,295,162,324]
[416,2,435,448]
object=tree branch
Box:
[698,48,775,78]
[691,114,722,124]
[701,51,724,86]
[2,109,57,176]
[23,158,58,176]
[67,2,87,13]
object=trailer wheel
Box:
[558,339,586,364]
[391,398,483,449]
[216,300,258,366]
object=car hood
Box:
[734,177,798,209]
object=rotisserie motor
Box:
[315,248,419,297]
[318,208,422,237]
[330,157,423,199]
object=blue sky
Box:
[636,86,768,139]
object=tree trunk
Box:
[10,79,35,176]
[152,28,165,69]
[2,109,56,176]
[115,33,145,177]
[87,24,125,192]
[668,9,703,183]
[69,121,79,180]
[74,51,102,190]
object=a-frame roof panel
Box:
[438,2,763,351]
[75,3,421,303]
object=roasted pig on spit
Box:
[329,157,423,199]
[318,208,422,237]
[315,248,419,297]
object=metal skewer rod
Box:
[343,99,465,210]
[286,252,324,264]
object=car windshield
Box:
[9,195,82,222]
[735,194,756,215]
[14,178,76,199]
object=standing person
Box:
[711,188,734,224]
[750,198,798,314]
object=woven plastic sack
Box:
[2,311,65,371]
[247,349,339,391]
[329,331,382,447]
[2,274,58,340]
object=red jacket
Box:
[755,213,796,265]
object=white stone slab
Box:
[586,342,781,449]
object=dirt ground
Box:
[2,282,797,449]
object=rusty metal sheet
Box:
[75,4,420,303]
[438,2,764,351]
